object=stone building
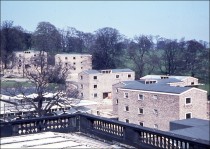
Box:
[113,80,208,131]
[78,69,135,101]
[140,75,199,87]
[12,50,47,76]
[55,53,92,81]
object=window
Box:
[185,98,191,104]
[125,106,129,111]
[94,93,97,98]
[93,76,97,80]
[97,111,100,115]
[65,62,68,65]
[154,124,158,129]
[138,94,144,100]
[153,95,158,100]
[65,57,68,60]
[81,67,83,69]
[80,76,83,80]
[186,113,192,119]
[19,59,21,62]
[125,119,129,123]
[153,109,158,116]
[138,108,144,114]
[81,84,83,89]
[191,82,194,85]
[94,85,97,88]
[116,99,118,105]
[139,122,144,126]
[124,92,128,98]
[73,62,76,65]
[74,68,76,70]
[73,57,76,59]
[81,93,83,97]
[34,54,36,56]
[128,74,131,78]
[116,88,118,93]
[116,75,119,78]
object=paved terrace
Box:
[1,132,128,148]
[1,113,209,149]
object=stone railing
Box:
[1,113,209,149]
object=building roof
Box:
[55,53,92,56]
[170,118,209,127]
[155,78,182,85]
[140,75,192,81]
[83,70,100,74]
[111,68,134,73]
[121,81,191,94]
[83,69,134,74]
[170,118,210,141]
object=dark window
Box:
[124,93,128,98]
[73,57,76,59]
[128,74,131,78]
[94,76,97,80]
[125,119,129,123]
[116,99,118,105]
[94,85,97,88]
[73,62,76,65]
[139,108,144,114]
[116,75,119,78]
[138,94,143,100]
[139,122,144,126]
[125,106,129,111]
[191,82,194,85]
[186,113,191,119]
[80,76,83,80]
[186,98,191,104]
[94,93,97,98]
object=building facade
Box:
[113,81,208,131]
[55,54,92,81]
[12,50,47,76]
[78,69,135,101]
[140,75,199,87]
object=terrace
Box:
[1,113,209,148]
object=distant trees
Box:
[32,22,62,53]
[1,20,209,84]
[127,35,154,78]
[1,21,27,69]
[92,27,124,69]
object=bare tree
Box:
[1,51,79,117]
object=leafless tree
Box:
[1,51,79,117]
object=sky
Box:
[1,1,209,42]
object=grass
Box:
[1,80,33,88]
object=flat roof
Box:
[141,75,191,81]
[121,81,191,94]
[170,118,210,141]
[0,132,125,148]
[83,68,134,74]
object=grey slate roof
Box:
[170,118,210,141]
[170,118,209,127]
[156,78,182,85]
[121,81,191,94]
[83,69,134,74]
[111,68,134,73]
[83,70,100,74]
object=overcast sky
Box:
[1,1,209,42]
